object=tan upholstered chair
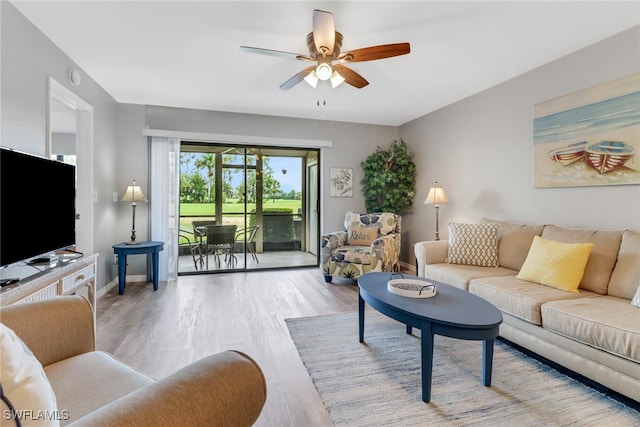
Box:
[0,296,267,426]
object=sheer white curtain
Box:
[150,136,180,281]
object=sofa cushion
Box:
[1,323,59,427]
[608,230,640,300]
[45,351,153,424]
[426,263,516,291]
[541,225,623,295]
[482,219,545,271]
[542,296,640,362]
[347,225,378,246]
[469,275,599,325]
[446,222,499,267]
[516,236,593,293]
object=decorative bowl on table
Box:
[387,278,437,298]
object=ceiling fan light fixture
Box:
[303,70,319,88]
[315,63,333,81]
[330,70,345,88]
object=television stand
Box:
[27,255,58,264]
[0,254,99,323]
[0,278,20,287]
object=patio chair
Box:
[192,220,218,266]
[236,225,260,263]
[204,224,238,268]
[179,231,201,269]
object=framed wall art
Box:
[533,72,639,188]
[329,167,353,197]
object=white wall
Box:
[401,26,640,264]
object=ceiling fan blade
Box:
[312,9,335,56]
[240,46,313,62]
[280,66,316,90]
[333,64,369,89]
[338,43,410,62]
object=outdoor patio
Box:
[178,250,318,273]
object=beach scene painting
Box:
[533,73,639,188]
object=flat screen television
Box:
[0,147,76,267]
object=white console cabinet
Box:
[0,254,98,321]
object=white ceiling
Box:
[12,1,640,126]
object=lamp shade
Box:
[424,182,448,205]
[330,70,345,88]
[121,180,147,203]
[304,70,319,88]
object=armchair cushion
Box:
[44,351,154,423]
[347,225,378,246]
[333,245,373,265]
[1,323,59,427]
[344,211,400,236]
[632,285,640,308]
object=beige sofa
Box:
[414,220,639,403]
[0,296,267,426]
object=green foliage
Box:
[249,208,295,242]
[360,139,416,214]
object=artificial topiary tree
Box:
[361,139,416,214]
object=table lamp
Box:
[121,180,147,244]
[424,181,448,241]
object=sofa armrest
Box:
[0,296,95,367]
[414,240,449,277]
[69,350,267,427]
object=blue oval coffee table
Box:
[358,272,503,402]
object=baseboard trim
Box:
[96,275,146,300]
[400,260,416,275]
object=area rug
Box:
[286,311,639,426]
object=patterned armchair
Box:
[321,211,401,282]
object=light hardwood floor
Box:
[96,268,361,426]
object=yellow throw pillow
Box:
[348,225,378,246]
[517,236,593,293]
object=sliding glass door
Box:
[178,142,319,274]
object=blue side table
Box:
[113,241,164,295]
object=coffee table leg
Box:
[421,322,434,403]
[359,293,365,343]
[482,339,494,386]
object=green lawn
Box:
[180,199,301,215]
[179,199,302,237]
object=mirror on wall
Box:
[49,96,77,164]
[47,77,94,254]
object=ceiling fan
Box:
[240,9,410,90]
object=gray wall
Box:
[1,2,120,289]
[400,26,640,261]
